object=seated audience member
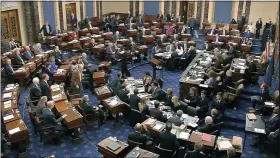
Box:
[149,101,167,122]
[109,72,122,92]
[53,46,63,64]
[139,97,150,117]
[128,123,151,147]
[197,116,215,134]
[40,74,52,101]
[210,108,222,124]
[158,123,179,153]
[129,89,141,111]
[165,88,173,107]
[249,82,270,112]
[168,110,184,126]
[151,82,164,101]
[80,95,104,126]
[211,92,225,114]
[184,87,198,107]
[49,56,57,73]
[171,96,187,112]
[185,142,206,158]
[197,90,209,118]
[228,43,236,59]
[143,72,151,85]
[52,26,61,35]
[30,77,42,104]
[205,70,216,87]
[34,96,47,117]
[23,46,33,60]
[43,63,54,82]
[3,59,15,83]
[42,101,66,129]
[144,77,153,93]
[33,43,44,55]
[12,49,25,66]
[245,56,257,81]
[117,84,129,103]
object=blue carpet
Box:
[2,30,278,158]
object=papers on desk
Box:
[6,84,15,88]
[265,102,275,107]
[9,127,20,135]
[109,99,119,107]
[3,114,14,121]
[52,94,62,100]
[178,132,190,140]
[236,66,246,70]
[202,133,212,142]
[247,113,256,120]
[181,114,188,119]
[5,86,15,91]
[188,122,198,128]
[195,78,204,82]
[254,128,266,134]
[199,84,209,88]
[145,118,156,126]
[56,69,64,74]
[238,62,245,66]
[51,84,60,91]
[3,93,12,98]
[153,124,163,131]
[137,87,145,93]
[218,140,232,150]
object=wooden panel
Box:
[65,3,76,31]
[187,2,195,20]
[1,9,21,44]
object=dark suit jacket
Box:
[256,21,262,29]
[128,132,149,144]
[168,116,183,126]
[40,80,52,100]
[141,105,150,117]
[197,97,209,112]
[166,14,171,22]
[188,18,196,28]
[129,94,141,111]
[53,51,63,61]
[198,124,215,134]
[165,95,173,107]
[42,67,54,81]
[4,64,14,76]
[158,130,179,151]
[212,114,222,124]
[186,151,206,158]
[211,100,225,113]
[30,83,42,101]
[42,108,63,127]
[117,89,129,103]
[152,87,163,101]
[40,24,52,36]
[266,114,279,132]
[187,95,198,107]
[80,101,94,114]
[157,14,163,20]
[136,19,144,28]
[12,55,25,66]
[35,101,46,117]
[247,61,257,73]
[71,16,78,28]
[149,108,167,122]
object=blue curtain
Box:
[86,1,94,18]
[214,2,232,23]
[42,1,55,29]
[144,1,159,16]
[264,54,274,87]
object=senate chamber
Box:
[1,1,279,158]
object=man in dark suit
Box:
[3,59,15,79]
[12,49,25,66]
[53,46,63,64]
[149,101,167,122]
[39,21,52,36]
[23,46,33,60]
[210,108,222,124]
[40,74,52,101]
[167,110,183,126]
[245,56,257,81]
[42,101,66,129]
[197,116,215,134]
[129,89,141,111]
[197,90,209,118]
[240,13,246,31]
[228,43,236,59]
[34,96,47,117]
[188,15,197,37]
[181,6,187,25]
[109,72,122,92]
[151,82,163,101]
[211,92,225,115]
[80,95,104,125]
[120,52,131,78]
[185,143,206,158]
[255,18,262,39]
[71,13,78,30]
[136,16,144,29]
[166,12,171,22]
[158,123,179,153]
[265,106,279,134]
[109,14,117,33]
[30,77,42,104]
[128,123,150,147]
[117,84,129,103]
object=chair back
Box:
[235,84,244,96]
[154,145,174,157]
[217,71,225,77]
[186,105,198,117]
[215,76,221,82]
[234,79,244,89]
[272,90,280,103]
[129,109,143,127]
[222,64,230,72]
[173,57,181,68]
[158,78,164,89]
[75,105,86,116]
[127,139,144,149]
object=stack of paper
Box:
[3,93,12,98]
[3,114,14,121]
[178,132,190,140]
[110,99,119,106]
[254,128,266,134]
[218,141,232,150]
[153,124,163,131]
[4,100,12,109]
[52,94,62,100]
[9,127,20,135]
[247,113,256,120]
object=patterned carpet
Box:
[2,31,278,158]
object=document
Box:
[110,100,119,106]
[153,124,163,131]
[178,132,190,140]
[202,133,212,142]
[9,127,20,135]
[218,141,232,150]
[3,93,12,98]
[264,102,275,106]
[3,114,14,121]
[247,113,256,120]
[254,128,266,134]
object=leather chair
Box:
[223,84,244,109]
[271,90,280,104]
[154,145,176,157]
[212,122,224,136]
[172,57,181,71]
[157,78,164,89]
[129,109,143,127]
[127,139,144,149]
[186,105,198,117]
[75,105,99,133]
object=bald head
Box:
[205,116,213,125]
[176,110,183,117]
[134,123,142,132]
[47,101,54,109]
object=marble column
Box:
[23,1,40,43]
[237,1,244,22]
[135,1,139,16]
[96,1,99,17]
[100,1,102,17]
[58,1,64,31]
[203,1,209,22]
[130,1,133,15]
[80,1,83,20]
[196,1,202,23]
[171,1,176,16]
[245,1,251,23]
[164,1,170,15]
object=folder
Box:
[202,133,212,142]
[106,142,121,151]
[247,113,256,120]
[232,136,242,149]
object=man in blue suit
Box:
[136,16,144,29]
[42,101,66,129]
[71,13,78,30]
[23,46,33,60]
[3,59,15,84]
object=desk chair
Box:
[260,90,279,115]
[75,105,99,133]
[127,139,144,149]
[212,122,224,136]
[157,78,164,89]
[129,109,143,127]
[172,57,181,71]
[186,105,198,117]
[154,145,176,157]
[223,84,244,109]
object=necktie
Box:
[18,55,24,64]
[9,65,14,73]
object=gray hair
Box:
[176,110,183,117]
[83,95,89,101]
[46,101,54,108]
[205,116,213,125]
[32,77,40,85]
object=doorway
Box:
[65,3,77,31]
[1,9,21,44]
[180,1,195,24]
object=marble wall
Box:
[244,1,251,23]
[196,1,202,23]
[164,1,170,15]
[203,1,209,22]
[237,1,244,22]
[23,1,40,43]
[58,2,64,31]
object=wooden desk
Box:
[79,37,91,45]
[2,92,19,102]
[142,35,154,44]
[79,29,90,37]
[230,36,241,44]
[14,68,31,86]
[141,118,166,137]
[215,136,242,155]
[117,25,126,32]
[55,100,71,113]
[67,41,81,49]
[188,131,216,150]
[127,30,138,37]
[206,34,216,41]
[89,27,100,34]
[219,35,230,43]
[98,137,129,158]
[212,42,224,48]
[5,119,29,143]
[94,85,112,101]
[24,62,36,73]
[181,34,192,41]
[117,39,129,46]
[93,71,106,84]
[240,44,252,53]
[3,111,21,124]
[152,22,161,28]
[102,96,124,115]
[125,147,159,158]
[57,33,68,41]
[3,84,20,93]
[98,61,112,72]
[60,108,83,129]
[102,32,113,40]
[229,24,238,30]
[53,70,68,83]
[1,99,18,112]
[28,57,42,67]
[90,34,102,41]
[46,36,58,45]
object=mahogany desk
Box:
[97,137,129,158]
[125,147,159,158]
[93,71,106,84]
[94,85,112,101]
[102,96,124,115]
[188,131,216,151]
[5,119,29,143]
